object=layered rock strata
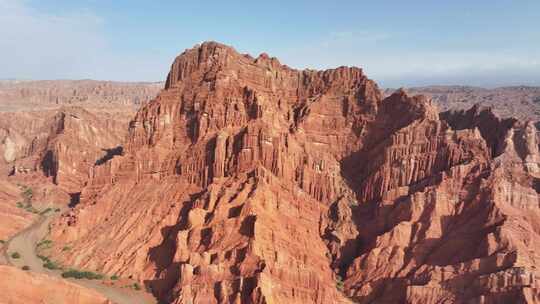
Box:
[49,42,540,304]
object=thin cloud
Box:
[0,0,109,80]
[363,51,540,87]
[0,0,169,81]
[279,33,540,88]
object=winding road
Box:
[3,211,156,304]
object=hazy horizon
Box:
[1,0,539,87]
[2,76,540,90]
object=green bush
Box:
[37,239,53,248]
[61,269,104,280]
[22,265,30,271]
[43,260,61,270]
[110,275,119,280]
[11,252,21,259]
[38,254,61,270]
[16,202,24,208]
[133,283,141,291]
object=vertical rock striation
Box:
[49,42,540,303]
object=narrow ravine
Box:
[4,211,157,304]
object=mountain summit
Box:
[47,42,540,303]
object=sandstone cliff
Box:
[1,106,131,195]
[48,42,540,304]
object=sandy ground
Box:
[3,211,157,304]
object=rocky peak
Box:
[47,42,540,304]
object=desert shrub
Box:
[61,269,104,280]
[38,254,61,270]
[40,208,53,215]
[22,187,33,199]
[62,246,71,251]
[43,260,61,270]
[24,205,39,214]
[37,239,53,248]
[22,266,30,271]
[133,283,141,291]
[37,254,48,262]
[335,275,344,291]
[16,202,24,208]
[11,252,21,259]
[54,208,61,212]
[0,240,5,244]
[110,275,119,280]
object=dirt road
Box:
[4,212,156,304]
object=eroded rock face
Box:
[49,42,540,303]
[0,179,34,240]
[1,107,131,195]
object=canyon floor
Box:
[1,206,155,304]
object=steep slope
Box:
[1,107,131,195]
[0,179,34,240]
[48,42,540,304]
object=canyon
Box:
[1,42,540,303]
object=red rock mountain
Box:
[1,106,133,206]
[47,42,540,303]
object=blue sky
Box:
[1,0,539,87]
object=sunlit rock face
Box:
[0,265,111,304]
[0,107,131,192]
[49,42,540,304]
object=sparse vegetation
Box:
[37,239,53,249]
[62,246,72,251]
[110,275,119,280]
[22,187,33,200]
[133,283,141,291]
[0,240,5,244]
[37,254,48,262]
[54,208,61,212]
[61,269,104,280]
[11,252,21,259]
[38,254,61,270]
[40,207,53,215]
[43,260,61,270]
[25,205,39,214]
[16,186,39,213]
[22,265,30,271]
[16,201,39,214]
[335,275,344,291]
